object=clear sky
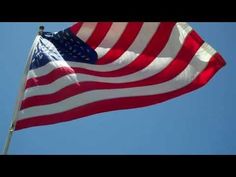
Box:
[0,22,235,154]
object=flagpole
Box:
[2,26,44,155]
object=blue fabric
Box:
[30,28,98,70]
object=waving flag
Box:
[14,22,226,130]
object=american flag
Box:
[15,22,226,130]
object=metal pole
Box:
[2,125,14,155]
[2,26,44,154]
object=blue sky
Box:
[0,22,235,154]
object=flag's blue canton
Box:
[30,28,98,70]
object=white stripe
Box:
[26,23,190,80]
[24,24,192,99]
[121,22,160,54]
[76,22,97,42]
[19,43,216,120]
[96,22,160,59]
[95,22,127,58]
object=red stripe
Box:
[21,29,201,109]
[70,22,83,35]
[25,67,74,89]
[96,22,143,65]
[85,22,113,49]
[15,52,226,131]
